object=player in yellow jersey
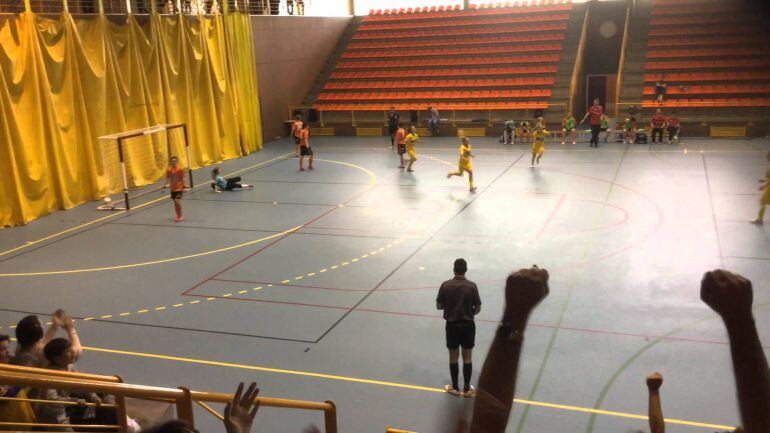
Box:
[531,123,550,167]
[405,125,421,173]
[447,137,477,192]
[751,151,770,224]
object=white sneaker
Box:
[444,385,461,396]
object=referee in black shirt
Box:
[436,258,482,396]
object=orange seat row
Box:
[324,77,556,90]
[651,0,725,6]
[649,15,749,26]
[347,33,565,50]
[351,23,568,40]
[642,84,770,95]
[643,71,770,83]
[645,59,770,70]
[330,65,557,79]
[650,3,743,15]
[647,36,757,48]
[314,101,551,111]
[646,47,770,59]
[641,98,770,108]
[648,25,753,37]
[337,54,560,70]
[342,44,563,59]
[358,13,570,32]
[317,89,552,101]
[364,3,571,21]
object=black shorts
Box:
[388,126,398,135]
[300,146,313,156]
[397,144,406,155]
[600,127,608,132]
[445,321,475,350]
[170,190,184,199]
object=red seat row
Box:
[358,13,570,32]
[642,84,770,95]
[347,33,565,50]
[645,59,770,70]
[337,54,560,70]
[351,23,568,40]
[324,77,556,90]
[330,65,557,80]
[643,71,770,83]
[318,89,552,101]
[342,44,563,59]
[647,36,758,48]
[646,47,770,59]
[648,25,753,37]
[650,3,744,15]
[651,0,725,6]
[314,101,551,111]
[364,3,571,21]
[641,98,770,108]
[649,15,750,26]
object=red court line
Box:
[533,193,566,241]
[185,293,352,311]
[181,184,378,297]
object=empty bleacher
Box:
[619,0,770,131]
[303,1,583,134]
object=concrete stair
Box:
[549,2,586,114]
[303,16,364,105]
[619,0,652,105]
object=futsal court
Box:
[0,136,768,433]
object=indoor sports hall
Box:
[1,1,769,433]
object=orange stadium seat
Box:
[357,13,569,32]
[645,47,770,58]
[647,36,757,47]
[648,25,753,37]
[352,22,569,40]
[346,32,565,50]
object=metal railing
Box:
[0,364,338,433]
[0,0,258,15]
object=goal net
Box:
[98,123,194,211]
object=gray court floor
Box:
[1,136,769,433]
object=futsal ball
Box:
[103,197,112,204]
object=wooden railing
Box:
[0,365,338,433]
[615,0,634,118]
[567,3,590,115]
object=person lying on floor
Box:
[211,167,254,192]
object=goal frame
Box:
[98,123,194,211]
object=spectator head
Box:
[461,136,469,146]
[44,338,74,367]
[398,122,403,128]
[169,156,179,167]
[453,258,468,276]
[0,334,10,364]
[593,98,600,106]
[671,110,677,116]
[15,315,43,348]
[211,167,221,179]
[409,125,416,133]
[294,113,302,120]
[389,105,395,111]
[427,106,432,111]
[143,420,196,433]
[656,108,662,114]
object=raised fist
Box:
[700,269,753,323]
[504,265,550,320]
[646,372,663,392]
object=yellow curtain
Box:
[0,11,262,228]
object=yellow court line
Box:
[0,157,378,278]
[0,153,295,260]
[0,227,301,277]
[80,345,734,431]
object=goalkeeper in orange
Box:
[447,137,477,192]
[165,156,186,222]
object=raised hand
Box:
[700,269,753,324]
[503,265,550,323]
[224,382,260,433]
[646,372,663,392]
